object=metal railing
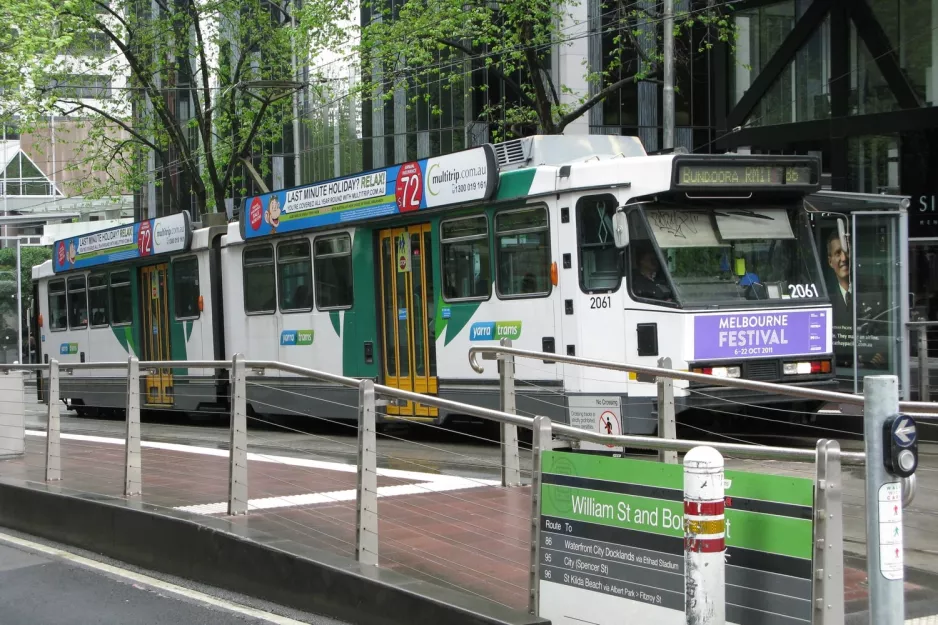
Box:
[908,321,938,402]
[2,348,933,624]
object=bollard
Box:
[683,446,726,625]
[499,337,522,487]
[863,376,905,625]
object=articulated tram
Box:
[33,135,837,433]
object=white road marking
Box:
[24,429,500,515]
[907,617,938,624]
[177,479,499,515]
[0,530,312,625]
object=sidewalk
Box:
[2,431,938,619]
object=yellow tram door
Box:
[140,264,174,406]
[378,225,438,419]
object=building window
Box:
[173,257,200,319]
[495,206,551,297]
[577,194,621,292]
[110,271,132,325]
[277,240,313,312]
[314,234,353,310]
[243,245,276,314]
[848,135,900,194]
[88,273,109,326]
[65,31,111,56]
[46,74,111,99]
[48,279,67,331]
[67,275,88,328]
[441,215,490,301]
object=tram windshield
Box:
[632,204,827,307]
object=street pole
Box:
[864,376,905,625]
[662,0,675,150]
[290,6,302,187]
[15,237,22,366]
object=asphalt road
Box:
[0,528,347,625]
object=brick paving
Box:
[0,433,930,613]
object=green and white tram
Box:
[34,135,836,431]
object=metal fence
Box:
[0,348,932,624]
[909,321,938,402]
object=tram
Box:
[33,135,837,432]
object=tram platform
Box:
[1,432,938,624]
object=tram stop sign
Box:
[883,414,918,478]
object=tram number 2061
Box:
[590,296,612,309]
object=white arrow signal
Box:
[895,418,916,445]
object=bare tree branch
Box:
[556,68,661,133]
[50,97,162,154]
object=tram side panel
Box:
[429,201,565,424]
[221,227,373,420]
[34,264,130,413]
[163,249,219,413]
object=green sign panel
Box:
[538,451,815,625]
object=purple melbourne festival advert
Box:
[693,310,830,360]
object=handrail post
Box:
[813,439,845,625]
[124,357,141,496]
[228,354,248,515]
[45,359,61,482]
[917,325,929,402]
[500,338,522,487]
[656,356,677,464]
[528,415,551,616]
[356,379,379,566]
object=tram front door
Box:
[378,225,438,418]
[140,263,174,406]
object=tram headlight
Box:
[693,366,741,378]
[783,360,831,375]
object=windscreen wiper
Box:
[718,209,775,220]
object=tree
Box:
[0,246,52,323]
[1,0,350,214]
[359,0,737,140]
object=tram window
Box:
[495,206,551,298]
[441,215,490,301]
[278,240,314,312]
[48,279,67,331]
[67,275,88,329]
[314,234,353,310]
[110,270,132,325]
[243,245,276,314]
[627,212,672,302]
[173,257,200,320]
[88,274,109,327]
[577,194,621,292]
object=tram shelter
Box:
[804,191,913,399]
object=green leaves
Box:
[3,0,350,214]
[357,0,738,140]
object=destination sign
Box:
[240,145,499,240]
[675,162,817,188]
[538,452,816,625]
[53,211,192,273]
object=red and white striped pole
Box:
[683,446,726,625]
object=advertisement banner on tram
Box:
[240,145,499,240]
[692,309,831,361]
[52,211,192,273]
